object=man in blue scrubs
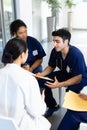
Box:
[37,28,87,130]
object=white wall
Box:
[15,0,87,41]
[58,0,87,30]
[73,2,87,29]
[15,0,33,36]
[41,1,51,42]
[32,0,42,41]
[41,0,87,41]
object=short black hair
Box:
[52,28,71,42]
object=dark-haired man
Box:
[37,28,87,124]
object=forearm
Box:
[45,74,82,89]
[59,74,82,88]
[30,59,43,71]
[40,66,54,76]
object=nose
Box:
[23,32,27,37]
[22,32,27,39]
[53,41,57,46]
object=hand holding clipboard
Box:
[28,72,54,81]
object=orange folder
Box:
[63,90,87,111]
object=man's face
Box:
[16,26,27,42]
[52,36,67,52]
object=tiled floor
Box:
[41,29,87,130]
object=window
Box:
[0,0,16,67]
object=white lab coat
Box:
[0,63,51,130]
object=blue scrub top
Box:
[26,36,46,66]
[48,45,87,93]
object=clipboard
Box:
[28,72,54,81]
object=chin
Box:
[24,39,27,42]
[55,48,60,52]
[22,38,26,42]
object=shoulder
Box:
[69,45,85,63]
[23,69,38,82]
[51,48,56,53]
[16,68,39,90]
[0,67,6,75]
[70,45,81,52]
[70,45,83,56]
[27,36,40,44]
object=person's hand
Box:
[22,64,34,72]
[45,76,60,88]
[29,67,33,72]
[36,72,43,77]
[35,72,43,79]
[22,64,30,71]
[79,93,87,100]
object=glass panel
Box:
[0,0,15,68]
[3,0,14,41]
[0,2,3,67]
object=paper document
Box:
[63,90,87,111]
[28,72,54,81]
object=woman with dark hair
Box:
[9,19,46,73]
[0,38,51,130]
[2,38,28,64]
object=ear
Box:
[20,52,25,58]
[19,52,25,64]
[64,39,68,44]
[14,32,17,36]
